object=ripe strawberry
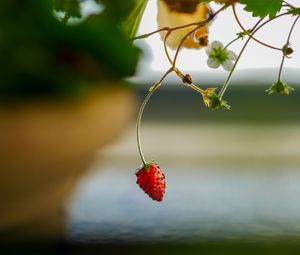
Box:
[136,163,166,202]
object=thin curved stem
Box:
[223,37,240,50]
[165,5,229,94]
[172,3,228,68]
[185,82,206,94]
[131,3,228,42]
[172,25,198,78]
[219,11,291,99]
[283,1,296,8]
[131,22,200,41]
[232,5,282,51]
[163,22,202,84]
[172,25,201,68]
[219,36,241,56]
[278,15,299,81]
[218,19,263,98]
[136,68,173,165]
[171,24,207,95]
[136,5,231,164]
[167,4,229,93]
[136,90,154,165]
[164,31,174,66]
[164,4,228,72]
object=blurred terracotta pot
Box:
[0,85,135,243]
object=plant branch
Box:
[219,11,291,99]
[232,5,282,51]
[161,4,229,93]
[131,3,227,41]
[218,18,264,99]
[283,1,296,9]
[136,67,173,165]
[278,15,299,81]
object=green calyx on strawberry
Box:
[135,162,166,202]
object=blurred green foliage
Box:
[121,0,149,41]
[53,0,82,19]
[0,0,146,100]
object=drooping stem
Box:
[131,3,227,42]
[169,5,230,93]
[163,4,229,94]
[218,36,241,57]
[277,15,299,81]
[136,88,156,165]
[219,11,291,99]
[172,25,201,68]
[164,31,174,67]
[139,3,229,81]
[283,1,296,8]
[218,19,264,99]
[171,4,228,68]
[136,68,173,165]
[171,24,207,94]
[131,22,200,41]
[135,4,232,165]
[232,5,282,51]
[223,37,240,51]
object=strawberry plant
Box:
[1,0,298,202]
[132,0,300,201]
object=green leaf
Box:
[240,0,283,18]
[288,7,300,16]
[203,91,231,110]
[209,94,231,110]
[98,0,135,22]
[266,80,294,95]
[121,0,148,40]
[236,29,252,40]
[0,0,140,100]
[69,14,140,78]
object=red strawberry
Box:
[136,163,166,202]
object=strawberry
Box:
[136,163,166,202]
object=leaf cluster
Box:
[0,0,143,100]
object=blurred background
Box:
[1,0,300,254]
[66,80,300,255]
[67,0,300,253]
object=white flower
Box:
[205,41,237,71]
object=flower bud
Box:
[182,74,193,84]
[282,44,294,56]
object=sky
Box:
[135,1,300,73]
